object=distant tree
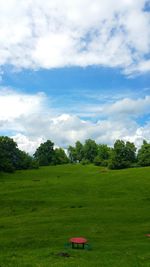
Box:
[81,159,90,165]
[53,148,69,165]
[0,136,18,172]
[15,150,39,170]
[34,140,55,166]
[68,145,77,163]
[137,140,150,167]
[0,136,38,172]
[83,139,98,163]
[125,141,136,163]
[109,140,136,169]
[75,141,84,162]
[98,144,111,160]
[94,144,112,166]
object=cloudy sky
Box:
[0,0,150,154]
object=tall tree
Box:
[53,148,69,165]
[94,144,111,166]
[15,150,39,170]
[109,140,136,169]
[137,140,150,166]
[125,141,136,163]
[34,140,55,166]
[68,145,77,163]
[0,136,37,172]
[98,144,111,160]
[75,141,84,162]
[0,136,18,172]
[83,139,98,163]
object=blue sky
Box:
[1,66,150,118]
[0,0,150,153]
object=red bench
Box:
[69,237,87,249]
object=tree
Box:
[0,136,18,172]
[83,139,98,163]
[0,136,38,172]
[94,144,111,166]
[15,150,39,170]
[75,141,84,163]
[68,145,77,163]
[137,140,150,166]
[53,148,69,165]
[34,140,55,166]
[109,140,136,169]
[125,141,136,163]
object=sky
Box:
[0,0,150,154]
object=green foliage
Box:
[1,135,150,172]
[75,141,84,162]
[125,141,137,163]
[93,155,102,166]
[68,145,77,163]
[83,139,98,163]
[34,140,55,166]
[34,140,69,166]
[94,144,112,166]
[53,148,69,165]
[94,156,109,167]
[98,144,111,160]
[67,139,150,170]
[0,136,39,172]
[68,139,98,164]
[80,159,90,165]
[0,136,18,172]
[109,140,136,169]
[15,150,39,170]
[137,140,150,166]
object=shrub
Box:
[81,159,90,165]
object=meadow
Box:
[0,164,150,267]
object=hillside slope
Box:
[0,165,150,267]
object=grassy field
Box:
[0,164,150,267]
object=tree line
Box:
[0,136,150,173]
[68,139,150,169]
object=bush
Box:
[1,160,15,173]
[81,159,90,165]
[30,160,39,169]
[108,159,131,170]
[94,156,102,166]
[101,159,109,167]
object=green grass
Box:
[0,164,150,266]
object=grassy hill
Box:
[0,164,150,267]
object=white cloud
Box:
[0,0,149,73]
[12,133,44,155]
[78,96,150,118]
[0,88,46,120]
[133,60,150,73]
[104,96,150,117]
[0,89,150,153]
[12,114,150,154]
